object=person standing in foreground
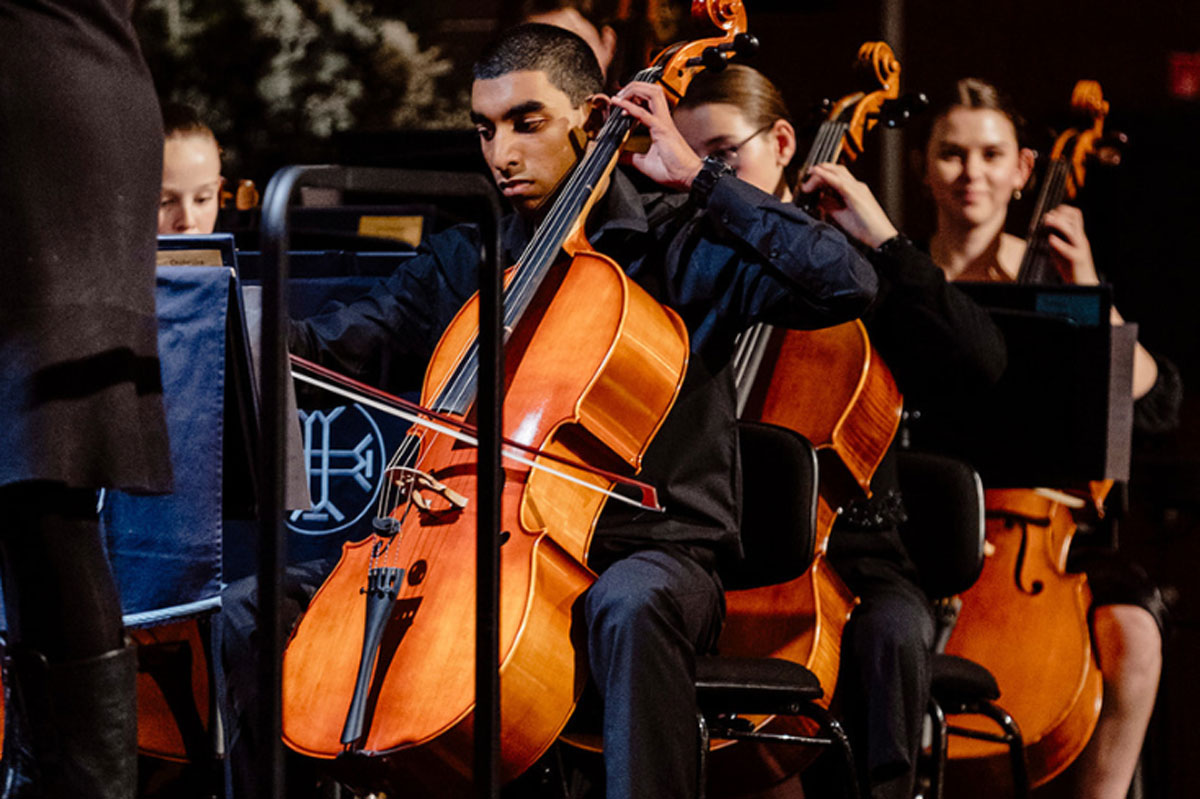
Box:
[0,1,172,797]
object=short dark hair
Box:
[473,23,603,106]
[161,102,216,140]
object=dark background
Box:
[139,0,1200,794]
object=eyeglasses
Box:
[708,122,775,169]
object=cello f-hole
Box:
[1009,518,1045,596]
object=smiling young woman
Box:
[918,78,1172,799]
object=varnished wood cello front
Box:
[706,42,911,793]
[943,81,1116,789]
[279,5,752,796]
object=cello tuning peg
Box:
[696,45,727,72]
[1095,130,1129,167]
[733,33,759,58]
[876,92,930,128]
[810,97,834,116]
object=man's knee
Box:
[586,573,676,646]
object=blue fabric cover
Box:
[103,266,229,626]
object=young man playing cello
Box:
[226,22,877,799]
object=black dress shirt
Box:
[291,169,877,563]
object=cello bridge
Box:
[386,466,468,515]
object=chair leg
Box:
[926,699,948,799]
[822,714,861,799]
[694,702,860,799]
[972,701,1029,799]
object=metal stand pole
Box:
[259,166,504,799]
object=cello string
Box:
[428,95,635,420]
[432,64,652,419]
[734,115,850,395]
[368,66,656,554]
[291,369,664,512]
[1021,157,1071,281]
[426,76,645,427]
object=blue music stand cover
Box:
[102,266,230,627]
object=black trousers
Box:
[583,544,724,799]
[834,577,934,799]
[220,543,724,799]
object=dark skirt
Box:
[0,0,171,493]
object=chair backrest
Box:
[722,420,819,590]
[896,451,986,600]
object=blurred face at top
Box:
[673,102,794,199]
[471,70,594,218]
[924,107,1031,232]
[159,132,222,235]
[524,8,616,78]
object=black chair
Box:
[692,420,859,799]
[895,451,1029,799]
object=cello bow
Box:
[281,5,754,796]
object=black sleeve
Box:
[699,175,879,329]
[863,236,1007,405]
[288,225,482,387]
[1134,350,1184,435]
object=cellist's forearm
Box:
[1132,341,1159,400]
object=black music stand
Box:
[257,167,504,799]
[909,283,1135,487]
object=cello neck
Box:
[429,67,658,417]
[737,42,903,404]
[1016,80,1111,286]
[801,117,852,172]
[1015,156,1073,284]
[732,115,851,407]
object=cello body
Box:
[280,6,756,792]
[945,81,1117,790]
[132,620,212,761]
[709,320,900,792]
[742,320,903,507]
[281,252,689,795]
[709,556,858,791]
[705,45,908,793]
[944,488,1103,787]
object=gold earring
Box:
[1013,188,1023,200]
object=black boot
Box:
[10,643,138,799]
[1,651,41,798]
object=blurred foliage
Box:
[135,0,468,181]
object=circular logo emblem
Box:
[288,403,387,536]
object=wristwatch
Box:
[690,155,736,208]
[873,234,912,259]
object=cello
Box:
[942,80,1116,789]
[707,42,913,792]
[279,4,751,795]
